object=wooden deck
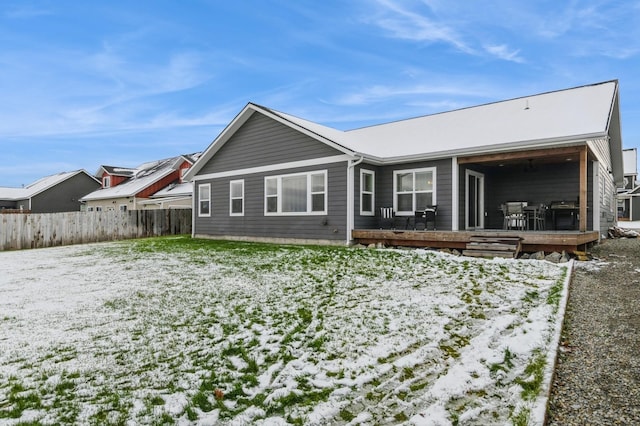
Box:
[352,229,600,254]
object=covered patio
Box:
[459,145,595,233]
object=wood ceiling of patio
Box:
[458,145,587,166]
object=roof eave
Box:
[362,134,606,165]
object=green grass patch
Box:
[515,350,546,400]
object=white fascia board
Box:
[192,155,354,181]
[138,195,192,205]
[80,193,134,202]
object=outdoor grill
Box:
[550,201,579,230]
[550,201,578,209]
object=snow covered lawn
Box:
[0,237,570,425]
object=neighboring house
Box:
[184,80,624,245]
[138,182,195,209]
[0,170,100,213]
[617,148,639,221]
[80,153,199,211]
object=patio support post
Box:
[452,157,459,231]
[580,146,587,231]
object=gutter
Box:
[346,155,365,245]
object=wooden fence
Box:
[0,209,192,251]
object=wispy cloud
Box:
[368,0,474,54]
[4,5,52,19]
[365,0,536,63]
[483,44,525,63]
[333,82,491,106]
[0,39,216,139]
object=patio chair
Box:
[502,202,526,230]
[379,207,395,229]
[535,204,547,230]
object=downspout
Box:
[451,157,459,231]
[346,155,365,245]
[593,161,601,238]
[191,180,196,238]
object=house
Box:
[80,153,200,211]
[617,148,639,221]
[0,170,100,213]
[184,80,624,249]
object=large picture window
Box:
[360,169,375,215]
[198,183,211,217]
[393,168,436,214]
[230,180,244,216]
[265,170,327,215]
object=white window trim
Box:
[393,167,437,216]
[103,176,111,188]
[119,204,128,212]
[360,169,375,216]
[229,179,244,216]
[198,183,211,217]
[264,170,328,216]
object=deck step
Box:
[463,236,522,258]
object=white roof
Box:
[273,81,618,161]
[151,182,193,198]
[81,158,177,201]
[0,170,94,200]
[187,81,622,182]
[0,187,27,200]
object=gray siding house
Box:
[618,148,639,221]
[185,80,624,245]
[0,170,100,213]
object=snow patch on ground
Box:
[0,238,570,425]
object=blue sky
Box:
[1,0,640,187]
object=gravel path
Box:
[546,238,640,425]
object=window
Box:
[119,205,127,212]
[198,183,211,217]
[393,168,436,214]
[102,176,111,188]
[230,180,244,216]
[180,167,188,183]
[264,170,327,215]
[95,206,103,212]
[360,169,375,215]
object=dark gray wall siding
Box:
[355,159,452,230]
[461,162,595,230]
[195,162,348,241]
[353,164,381,229]
[632,197,640,221]
[199,113,344,175]
[0,200,17,209]
[30,174,101,213]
